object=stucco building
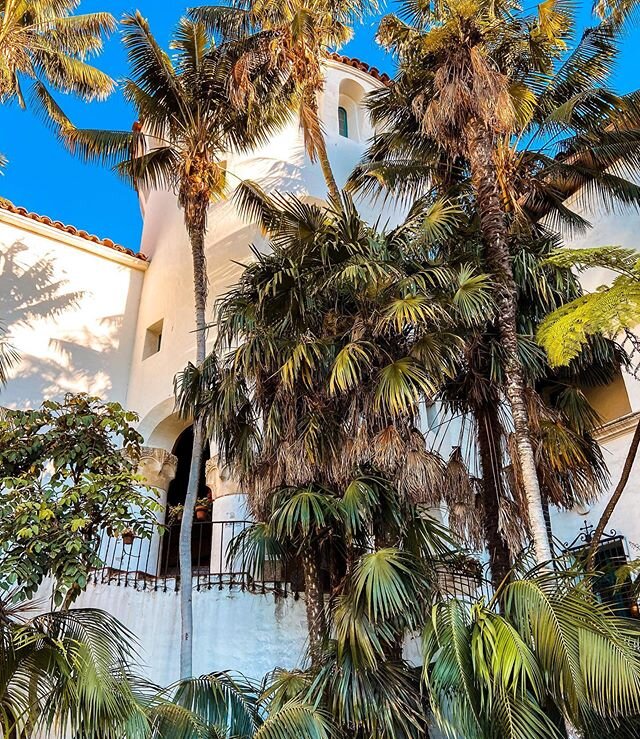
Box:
[1,56,639,686]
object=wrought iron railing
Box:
[89,519,496,601]
[94,519,634,609]
[90,520,295,595]
[437,561,495,603]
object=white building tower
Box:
[3,54,640,686]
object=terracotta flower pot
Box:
[122,531,135,546]
[195,505,209,522]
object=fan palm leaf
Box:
[0,604,146,738]
[189,0,375,201]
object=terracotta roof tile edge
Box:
[0,199,147,261]
[326,52,392,84]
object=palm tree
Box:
[190,0,374,202]
[424,567,640,739]
[350,2,640,565]
[0,601,146,738]
[43,12,290,679]
[205,186,491,672]
[437,229,619,589]
[0,0,115,113]
[145,671,336,739]
[230,478,459,738]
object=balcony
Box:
[91,520,297,596]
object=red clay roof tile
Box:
[0,199,147,261]
[327,53,392,84]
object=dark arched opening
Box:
[160,426,212,576]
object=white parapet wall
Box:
[71,584,308,686]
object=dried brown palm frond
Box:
[527,392,607,509]
[498,497,528,555]
[443,446,475,509]
[447,477,484,550]
[371,424,407,473]
[396,430,446,505]
[441,448,483,547]
[420,56,514,149]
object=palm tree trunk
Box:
[179,210,209,679]
[301,539,326,668]
[305,92,341,203]
[465,122,552,565]
[475,400,512,589]
[315,132,340,203]
[586,418,640,568]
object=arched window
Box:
[338,106,349,138]
[337,78,366,141]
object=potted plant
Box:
[167,504,184,525]
[121,528,136,546]
[194,497,211,522]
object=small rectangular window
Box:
[338,106,349,138]
[143,319,163,360]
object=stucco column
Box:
[135,447,178,575]
[205,457,249,575]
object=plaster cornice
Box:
[593,411,640,443]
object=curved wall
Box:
[125,60,400,437]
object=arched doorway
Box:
[160,426,212,576]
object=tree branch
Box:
[586,417,640,568]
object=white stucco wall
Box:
[0,211,146,408]
[551,421,640,555]
[71,584,308,686]
[127,60,403,439]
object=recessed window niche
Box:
[143,319,164,360]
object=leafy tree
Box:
[0,0,115,114]
[350,0,640,565]
[43,12,290,678]
[190,0,374,201]
[0,394,159,609]
[537,246,640,368]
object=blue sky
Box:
[1,1,638,251]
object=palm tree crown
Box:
[0,0,115,108]
[190,0,376,201]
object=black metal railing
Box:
[89,519,495,601]
[90,520,294,595]
[93,521,633,609]
[437,561,495,603]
